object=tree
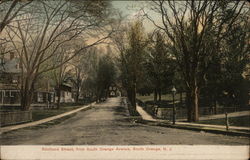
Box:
[95,49,117,102]
[0,0,32,33]
[217,18,249,109]
[146,0,247,121]
[199,10,250,113]
[2,0,115,110]
[144,31,174,103]
[213,17,250,107]
[69,48,94,104]
[120,20,147,114]
[52,47,72,109]
[80,47,99,101]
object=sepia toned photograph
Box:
[0,0,249,159]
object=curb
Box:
[0,102,95,134]
[139,119,250,137]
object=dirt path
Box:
[0,97,249,145]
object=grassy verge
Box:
[137,93,186,102]
[32,103,89,121]
[28,113,77,130]
[137,93,173,102]
[197,115,250,127]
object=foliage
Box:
[143,31,175,101]
[119,20,148,114]
[95,52,117,101]
[147,0,248,122]
[1,0,115,110]
[201,17,250,109]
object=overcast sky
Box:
[112,1,159,32]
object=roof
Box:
[0,58,21,74]
[0,84,19,90]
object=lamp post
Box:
[171,86,177,125]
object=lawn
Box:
[137,93,186,103]
[197,115,250,127]
[137,93,186,109]
[32,103,87,121]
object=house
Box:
[55,83,74,103]
[0,52,21,108]
[0,52,20,84]
[108,84,121,97]
[0,52,55,109]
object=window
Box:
[50,93,54,102]
[37,93,43,102]
[10,91,14,97]
[4,91,8,97]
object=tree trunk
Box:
[180,91,183,107]
[56,86,61,109]
[21,90,32,111]
[186,85,199,122]
[193,86,199,121]
[76,86,79,104]
[20,78,34,111]
[214,98,217,114]
[186,90,192,122]
[154,89,158,104]
[158,89,161,102]
[76,92,79,103]
[131,83,137,114]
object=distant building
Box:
[0,52,21,84]
[108,84,121,97]
[55,83,74,103]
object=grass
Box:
[28,113,77,130]
[32,103,88,121]
[197,115,250,127]
[137,93,186,103]
[137,93,186,109]
[137,93,172,102]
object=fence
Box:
[0,111,32,127]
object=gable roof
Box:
[0,58,21,74]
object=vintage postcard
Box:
[0,0,249,159]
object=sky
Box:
[111,1,160,33]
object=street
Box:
[0,97,249,145]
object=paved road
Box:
[0,97,249,145]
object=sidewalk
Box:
[136,105,250,137]
[0,102,95,134]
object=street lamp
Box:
[171,86,177,125]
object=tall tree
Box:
[0,0,32,33]
[219,18,249,108]
[96,51,117,102]
[121,20,147,114]
[69,48,94,104]
[52,46,72,109]
[145,31,174,103]
[2,0,115,110]
[146,0,247,121]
